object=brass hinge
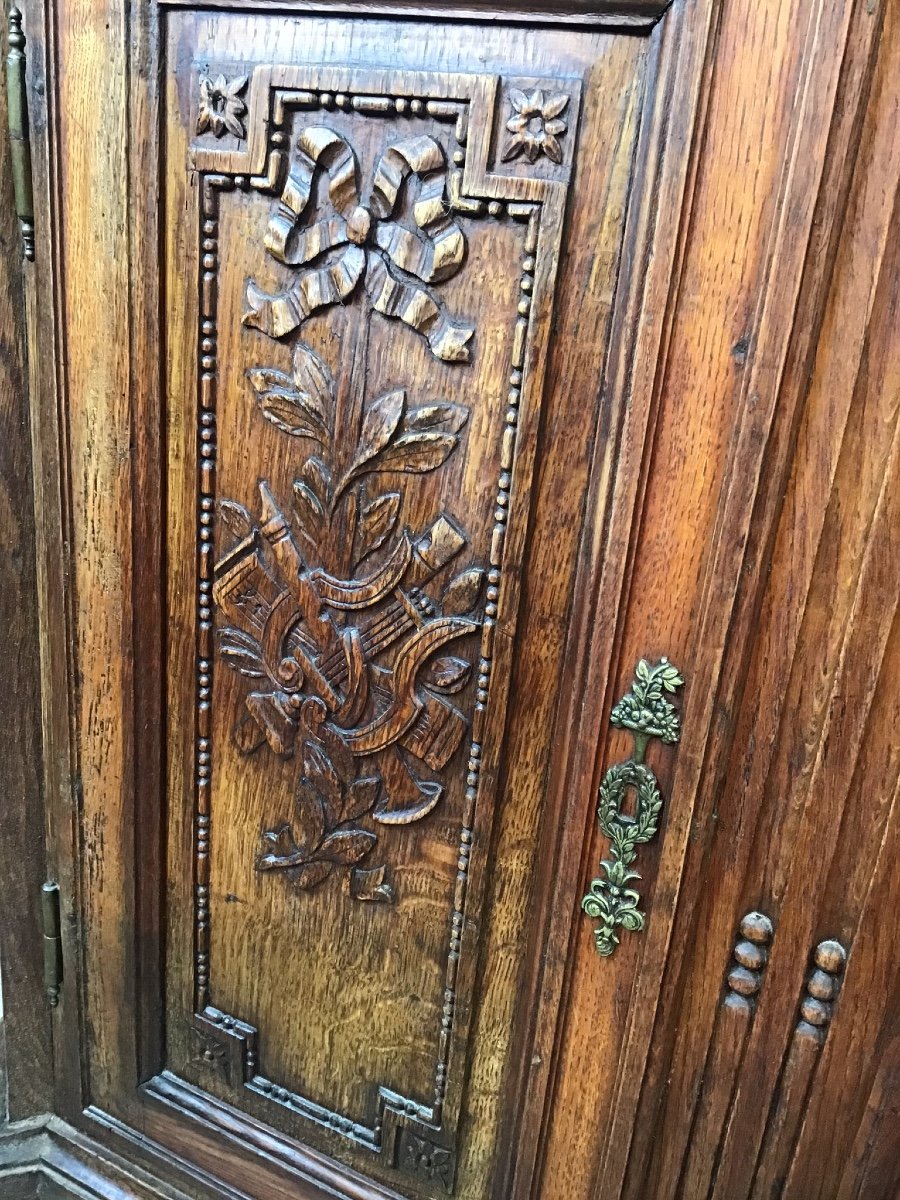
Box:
[41,881,62,1006]
[6,5,34,260]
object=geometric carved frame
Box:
[172,63,578,1193]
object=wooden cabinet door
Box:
[24,2,684,1197]
[16,0,899,1197]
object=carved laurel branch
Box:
[582,659,684,956]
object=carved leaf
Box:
[257,821,323,872]
[543,92,570,120]
[372,431,458,474]
[347,388,406,479]
[350,864,395,904]
[224,108,245,139]
[289,860,333,890]
[357,492,401,559]
[316,829,377,866]
[339,776,381,824]
[316,719,355,786]
[293,480,326,547]
[291,343,333,430]
[542,135,564,165]
[301,455,331,504]
[425,656,471,693]
[217,628,267,678]
[294,779,327,851]
[218,499,253,544]
[247,366,329,441]
[403,402,469,436]
[225,74,249,98]
[233,710,266,756]
[502,137,526,164]
[259,822,299,861]
[442,568,485,616]
[303,740,342,812]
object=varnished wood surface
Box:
[537,0,900,1197]
[152,0,670,28]
[2,0,898,1197]
[160,16,644,1198]
[0,17,51,1123]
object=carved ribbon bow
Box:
[244,127,474,363]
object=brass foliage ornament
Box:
[582,658,684,956]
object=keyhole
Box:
[619,784,639,823]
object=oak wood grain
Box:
[10,0,900,1198]
[0,11,51,1122]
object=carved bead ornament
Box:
[725,911,774,1008]
[797,939,846,1040]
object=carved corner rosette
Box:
[196,70,249,140]
[497,78,577,175]
[502,86,571,166]
[400,1131,456,1193]
[582,658,684,957]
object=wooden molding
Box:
[153,0,672,31]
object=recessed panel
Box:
[163,12,644,1196]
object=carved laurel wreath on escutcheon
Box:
[582,658,684,956]
[213,124,484,905]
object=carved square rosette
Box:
[178,64,579,1191]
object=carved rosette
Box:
[502,86,571,165]
[197,71,248,139]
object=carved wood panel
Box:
[162,15,618,1196]
[18,0,900,1198]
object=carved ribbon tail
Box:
[341,616,479,758]
[243,127,366,338]
[366,136,474,363]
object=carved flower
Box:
[197,72,248,139]
[502,88,570,165]
[405,1135,454,1187]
